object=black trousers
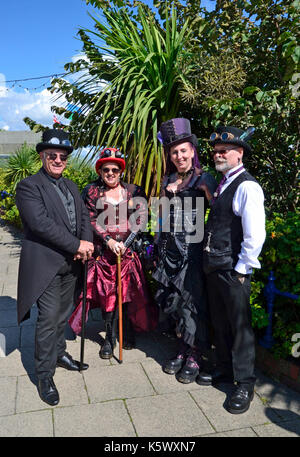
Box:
[35,259,80,380]
[206,270,256,387]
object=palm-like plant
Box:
[3,143,41,192]
[76,6,192,195]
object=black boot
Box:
[100,311,116,359]
[122,306,135,350]
[163,340,188,375]
[177,347,202,384]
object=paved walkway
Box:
[0,220,300,438]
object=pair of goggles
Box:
[48,137,72,146]
[100,147,122,158]
[210,132,235,142]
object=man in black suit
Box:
[16,129,94,406]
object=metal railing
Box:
[259,271,299,349]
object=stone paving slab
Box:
[1,220,300,438]
[83,363,156,403]
[53,401,136,437]
[0,410,53,437]
[126,391,215,437]
[0,348,34,377]
[0,376,17,416]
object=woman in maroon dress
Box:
[69,148,157,358]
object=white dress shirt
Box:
[219,164,266,274]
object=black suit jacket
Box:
[16,168,93,323]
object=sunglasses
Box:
[102,167,121,174]
[45,152,68,161]
[211,147,239,156]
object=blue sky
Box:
[0,0,215,131]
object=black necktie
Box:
[56,179,69,199]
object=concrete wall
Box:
[0,131,41,155]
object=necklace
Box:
[177,167,194,180]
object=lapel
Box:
[36,168,72,231]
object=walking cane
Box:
[80,260,88,372]
[117,253,123,363]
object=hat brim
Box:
[210,138,252,154]
[36,143,73,154]
[95,157,126,175]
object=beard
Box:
[215,160,231,172]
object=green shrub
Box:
[63,156,97,193]
[3,143,41,192]
[250,280,269,329]
[253,211,300,359]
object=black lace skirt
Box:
[152,235,209,349]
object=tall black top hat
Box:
[209,126,254,153]
[36,129,73,154]
[158,118,198,150]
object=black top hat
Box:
[158,118,198,150]
[209,126,254,153]
[36,129,73,154]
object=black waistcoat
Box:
[203,171,256,274]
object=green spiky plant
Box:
[3,143,41,192]
[75,5,193,196]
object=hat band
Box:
[46,137,71,146]
[164,132,192,145]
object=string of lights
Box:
[0,72,69,92]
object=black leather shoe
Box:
[38,377,59,406]
[227,385,254,414]
[57,353,89,371]
[196,370,234,386]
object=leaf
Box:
[256,91,265,102]
[243,86,260,95]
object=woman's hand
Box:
[118,241,127,255]
[107,238,121,255]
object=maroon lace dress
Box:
[69,180,158,334]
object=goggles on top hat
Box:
[95,147,126,175]
[46,137,72,147]
[210,132,235,142]
[100,148,122,159]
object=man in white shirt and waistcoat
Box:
[197,126,266,414]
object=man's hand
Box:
[233,271,246,284]
[74,240,94,263]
